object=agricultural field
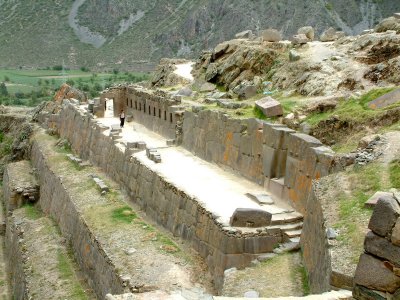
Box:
[0,68,150,107]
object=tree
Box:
[0,82,8,96]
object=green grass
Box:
[57,250,88,300]
[23,203,42,220]
[111,206,137,224]
[389,160,400,188]
[292,265,310,296]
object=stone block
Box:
[200,82,216,92]
[263,145,278,178]
[368,88,400,110]
[244,236,279,253]
[291,34,309,45]
[233,84,257,100]
[365,191,393,208]
[261,29,281,42]
[245,193,274,205]
[369,196,400,237]
[353,285,388,300]
[230,208,272,227]
[235,30,253,39]
[320,27,338,42]
[354,254,400,293]
[255,97,283,117]
[364,231,400,267]
[268,177,285,200]
[392,218,400,246]
[289,49,301,61]
[298,26,315,40]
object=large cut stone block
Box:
[230,208,272,227]
[263,145,278,178]
[255,97,283,117]
[368,196,400,237]
[364,231,400,267]
[354,254,400,293]
[261,29,281,42]
[365,191,393,208]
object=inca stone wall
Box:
[30,140,126,298]
[182,109,337,213]
[97,86,182,139]
[55,103,288,289]
[353,194,400,299]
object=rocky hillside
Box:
[0,0,400,71]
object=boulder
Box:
[394,13,400,19]
[358,134,381,149]
[200,82,216,92]
[353,285,389,300]
[292,34,309,45]
[364,191,392,208]
[289,49,301,61]
[368,196,400,237]
[233,83,257,100]
[364,231,400,267]
[176,87,192,97]
[255,97,283,117]
[392,218,400,246]
[230,208,272,227]
[235,30,253,39]
[320,27,339,42]
[54,83,87,104]
[368,88,400,110]
[354,254,400,293]
[375,16,400,34]
[213,43,229,59]
[261,29,281,42]
[298,26,315,40]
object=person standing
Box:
[119,109,125,128]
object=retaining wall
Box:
[55,104,286,289]
[30,140,125,298]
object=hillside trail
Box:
[378,131,400,187]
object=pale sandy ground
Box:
[173,63,195,81]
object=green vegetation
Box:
[0,135,13,157]
[23,203,42,220]
[333,163,387,262]
[325,2,333,10]
[389,160,400,188]
[57,250,88,300]
[293,265,310,296]
[111,206,137,224]
[0,68,149,107]
[306,88,398,126]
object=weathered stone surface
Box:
[368,196,400,237]
[364,231,400,267]
[354,254,400,293]
[176,87,192,97]
[292,34,309,45]
[261,29,281,42]
[320,27,338,42]
[368,88,400,109]
[233,83,257,99]
[392,218,400,246]
[395,13,400,20]
[353,284,388,300]
[200,82,216,92]
[230,208,272,227]
[364,191,392,208]
[255,97,283,117]
[289,49,301,62]
[298,26,315,40]
[235,30,253,39]
[375,16,400,34]
[54,83,87,104]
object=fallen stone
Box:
[125,248,137,255]
[243,290,259,298]
[233,84,257,100]
[176,87,192,97]
[291,34,309,45]
[245,193,274,205]
[327,228,338,239]
[255,97,283,117]
[392,218,400,246]
[320,27,338,42]
[354,254,400,293]
[364,191,392,208]
[235,30,253,39]
[368,88,400,109]
[211,91,229,99]
[191,105,206,113]
[358,134,381,149]
[298,26,315,40]
[368,196,400,237]
[364,231,400,267]
[289,49,301,61]
[353,285,388,300]
[230,208,272,227]
[261,28,281,42]
[200,82,216,92]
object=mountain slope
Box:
[0,0,399,71]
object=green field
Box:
[0,68,150,107]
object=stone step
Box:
[267,221,303,232]
[283,229,302,239]
[271,212,303,225]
